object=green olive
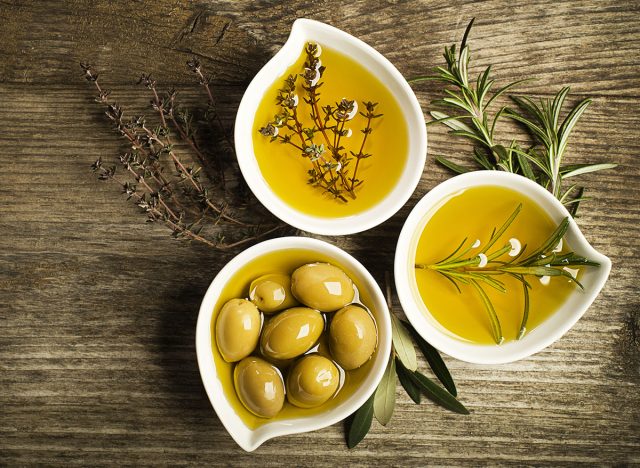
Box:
[249,273,297,313]
[290,263,355,312]
[215,298,261,363]
[329,305,377,370]
[286,354,340,408]
[233,357,285,418]
[260,307,324,360]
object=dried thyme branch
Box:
[92,158,282,250]
[83,63,247,226]
[81,62,285,249]
[187,57,235,188]
[187,57,229,138]
[138,75,219,187]
[91,158,216,247]
[165,91,220,185]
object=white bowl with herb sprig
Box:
[234,19,427,235]
[394,171,611,364]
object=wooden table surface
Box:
[1,0,638,465]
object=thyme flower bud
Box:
[335,99,357,121]
[281,94,299,108]
[303,67,321,87]
[306,42,322,58]
[259,124,279,137]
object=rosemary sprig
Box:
[259,42,382,202]
[505,90,617,204]
[410,18,616,216]
[415,204,600,344]
[81,62,285,250]
[346,273,468,448]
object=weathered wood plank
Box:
[1,0,639,465]
[0,0,639,96]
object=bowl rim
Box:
[233,18,427,235]
[195,236,392,451]
[394,171,611,364]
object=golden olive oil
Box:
[252,43,409,217]
[210,249,376,429]
[414,186,577,344]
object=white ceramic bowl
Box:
[394,171,611,364]
[234,19,427,235]
[196,237,392,451]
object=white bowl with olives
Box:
[196,237,392,451]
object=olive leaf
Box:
[406,365,470,415]
[395,357,421,404]
[407,323,457,396]
[343,273,465,448]
[346,393,375,449]
[390,313,417,371]
[373,356,396,425]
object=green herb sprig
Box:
[415,204,599,344]
[259,42,382,202]
[410,18,616,216]
[345,273,469,448]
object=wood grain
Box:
[1,0,638,465]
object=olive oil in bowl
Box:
[252,42,409,218]
[414,185,587,345]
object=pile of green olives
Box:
[215,262,378,419]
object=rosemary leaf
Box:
[470,279,504,345]
[346,392,375,449]
[480,204,522,253]
[408,325,457,396]
[395,357,421,404]
[516,150,537,182]
[505,104,550,145]
[557,95,591,158]
[429,111,475,133]
[518,278,530,339]
[569,187,584,217]
[435,155,471,174]
[391,313,418,371]
[502,265,568,276]
[561,163,617,179]
[521,217,569,262]
[373,356,397,426]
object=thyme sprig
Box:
[415,204,600,344]
[259,42,382,202]
[410,18,616,216]
[81,62,285,249]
